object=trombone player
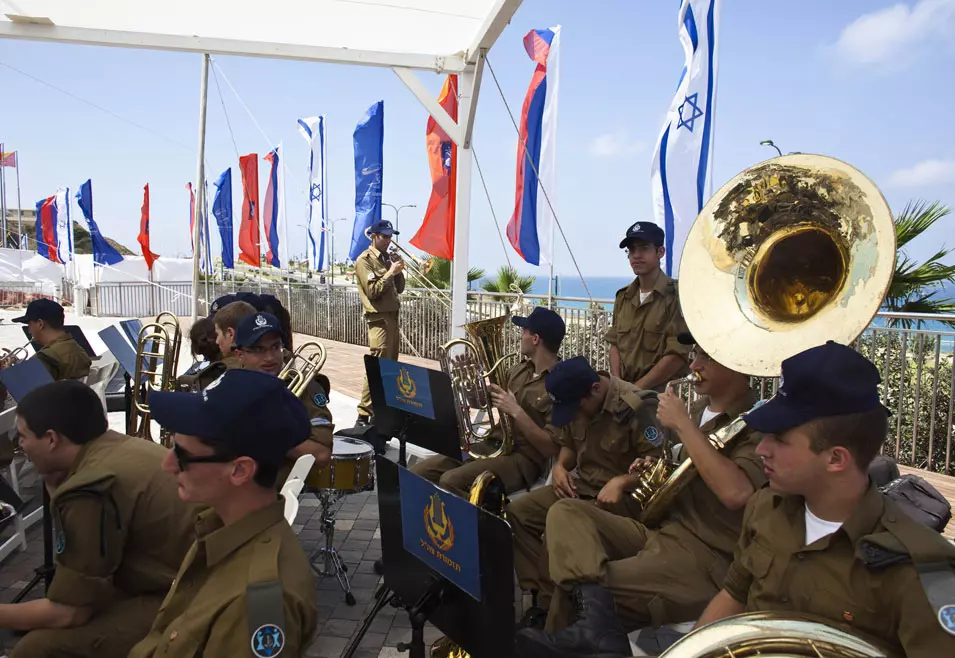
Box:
[411,307,565,496]
[233,312,333,483]
[355,219,406,426]
[4,299,91,380]
[516,333,766,657]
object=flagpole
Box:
[15,154,22,248]
[191,53,211,322]
[1,143,7,244]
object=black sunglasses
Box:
[172,442,234,471]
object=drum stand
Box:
[308,488,357,606]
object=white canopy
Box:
[0,0,521,72]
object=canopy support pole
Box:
[450,66,478,339]
[191,53,210,322]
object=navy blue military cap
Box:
[234,312,282,349]
[512,307,566,346]
[369,220,399,236]
[150,369,309,467]
[208,294,236,316]
[619,221,665,249]
[545,356,600,427]
[13,298,64,324]
[743,341,887,434]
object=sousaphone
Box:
[631,154,896,525]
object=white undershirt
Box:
[699,407,720,427]
[639,290,651,304]
[804,504,843,545]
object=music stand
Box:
[0,361,57,600]
[344,457,515,658]
[365,356,462,466]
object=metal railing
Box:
[75,279,955,476]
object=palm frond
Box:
[895,200,951,249]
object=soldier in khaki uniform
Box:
[516,333,766,657]
[234,311,334,484]
[605,222,690,391]
[0,380,197,658]
[506,356,665,626]
[690,342,955,658]
[412,307,564,496]
[130,369,318,658]
[355,219,405,424]
[211,300,258,374]
[10,298,91,380]
[176,316,224,392]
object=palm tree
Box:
[409,257,485,290]
[480,265,536,295]
[885,201,955,327]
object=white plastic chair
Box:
[86,358,119,414]
[280,454,315,525]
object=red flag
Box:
[0,151,16,168]
[187,182,196,254]
[410,75,457,261]
[138,184,159,271]
[238,153,261,267]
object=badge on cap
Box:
[312,392,328,407]
[940,604,955,636]
[251,623,285,657]
[644,426,662,446]
[255,314,268,327]
[628,221,642,233]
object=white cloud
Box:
[833,0,955,67]
[888,159,955,187]
[588,131,646,158]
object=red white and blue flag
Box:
[34,195,62,264]
[262,146,284,268]
[506,25,561,267]
[238,153,261,267]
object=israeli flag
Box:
[54,187,73,263]
[650,0,721,277]
[298,116,328,271]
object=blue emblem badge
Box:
[312,392,328,407]
[251,623,285,657]
[55,529,66,554]
[939,604,955,636]
[644,426,662,447]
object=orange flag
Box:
[138,184,159,271]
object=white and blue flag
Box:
[298,116,328,271]
[650,0,721,277]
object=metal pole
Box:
[15,154,22,247]
[450,69,475,339]
[1,142,7,245]
[191,53,211,322]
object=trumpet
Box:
[363,226,450,308]
[278,341,328,398]
[0,341,32,368]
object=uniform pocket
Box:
[740,541,774,578]
[641,329,666,355]
[808,589,883,638]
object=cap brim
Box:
[742,396,812,434]
[236,327,282,349]
[150,391,219,438]
[550,401,579,427]
[619,234,661,249]
[11,315,28,323]
[511,316,529,328]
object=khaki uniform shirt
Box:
[559,375,664,497]
[604,274,690,384]
[664,390,766,554]
[176,361,227,393]
[47,431,198,613]
[128,501,318,658]
[355,245,406,315]
[36,334,92,380]
[505,359,561,482]
[723,484,955,658]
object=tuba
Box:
[278,341,328,397]
[631,154,896,524]
[437,315,519,460]
[128,312,183,445]
[658,612,895,657]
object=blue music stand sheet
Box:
[119,319,144,345]
[98,326,138,377]
[0,358,55,402]
[378,359,436,420]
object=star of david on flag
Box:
[677,93,704,132]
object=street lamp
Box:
[759,140,783,157]
[382,203,417,233]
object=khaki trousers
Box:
[11,595,163,658]
[545,499,728,632]
[411,453,539,498]
[358,311,400,417]
[506,486,640,612]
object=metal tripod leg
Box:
[308,489,357,606]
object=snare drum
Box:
[305,436,375,493]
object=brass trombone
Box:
[0,341,32,368]
[363,226,451,308]
[278,341,328,398]
[128,313,182,446]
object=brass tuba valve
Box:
[629,458,675,508]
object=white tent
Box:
[0,0,524,334]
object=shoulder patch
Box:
[312,392,328,407]
[251,623,286,657]
[311,417,332,427]
[644,425,663,447]
[939,604,955,636]
[55,528,66,554]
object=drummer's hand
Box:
[488,384,521,417]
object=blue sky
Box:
[1,0,954,279]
